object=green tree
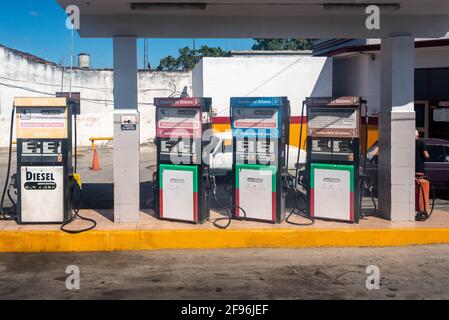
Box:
[176,46,197,70]
[157,55,178,71]
[197,45,225,57]
[252,39,313,51]
[157,45,226,71]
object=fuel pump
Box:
[13,97,73,224]
[230,97,290,224]
[304,97,365,223]
[154,97,212,224]
[0,97,95,232]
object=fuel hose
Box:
[0,107,16,220]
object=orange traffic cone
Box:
[90,149,101,171]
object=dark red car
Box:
[365,138,449,195]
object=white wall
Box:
[0,45,192,147]
[193,55,333,117]
[333,54,381,115]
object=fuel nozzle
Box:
[152,171,157,184]
[10,174,17,190]
[210,175,217,196]
[70,173,82,190]
[297,170,309,188]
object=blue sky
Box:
[0,0,255,69]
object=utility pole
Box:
[69,24,74,98]
[144,38,149,69]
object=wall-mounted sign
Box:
[120,115,137,130]
[438,101,449,108]
[434,108,449,122]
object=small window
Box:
[427,145,445,163]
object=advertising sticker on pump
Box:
[16,107,68,139]
[310,163,355,223]
[19,108,66,128]
[235,164,277,222]
[159,164,199,223]
[307,107,359,138]
[157,107,202,139]
[20,166,64,223]
[232,107,280,138]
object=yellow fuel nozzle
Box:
[70,173,82,190]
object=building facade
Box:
[192,52,333,147]
[314,38,449,143]
[0,44,192,147]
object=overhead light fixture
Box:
[323,3,400,11]
[130,2,208,11]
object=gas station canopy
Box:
[52,0,449,223]
[57,0,449,38]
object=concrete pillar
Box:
[378,35,416,221]
[113,36,140,223]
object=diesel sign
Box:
[23,168,58,190]
[26,171,55,181]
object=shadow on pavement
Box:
[73,178,383,223]
[79,182,155,210]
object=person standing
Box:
[415,130,430,174]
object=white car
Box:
[208,131,307,177]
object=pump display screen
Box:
[177,110,197,116]
[156,107,201,139]
[307,107,359,138]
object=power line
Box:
[0,75,184,94]
[244,56,306,97]
[0,81,185,107]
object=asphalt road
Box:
[1,245,449,300]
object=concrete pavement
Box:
[1,245,449,299]
[2,146,449,252]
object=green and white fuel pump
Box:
[305,97,366,223]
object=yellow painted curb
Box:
[1,228,449,252]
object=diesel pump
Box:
[12,97,73,224]
[0,97,95,232]
[153,97,212,224]
[230,97,290,223]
